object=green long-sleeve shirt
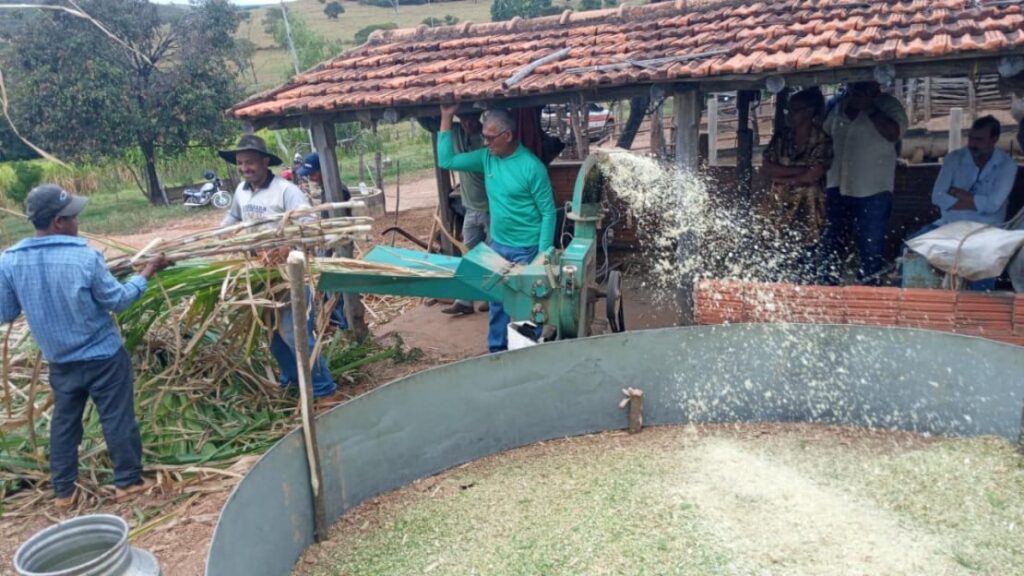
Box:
[437,130,556,252]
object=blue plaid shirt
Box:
[0,236,147,364]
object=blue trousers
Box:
[48,347,141,498]
[271,294,337,398]
[819,188,893,285]
[905,222,997,291]
[488,241,539,353]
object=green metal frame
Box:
[318,152,609,339]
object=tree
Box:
[491,0,560,21]
[354,22,398,45]
[422,15,459,27]
[604,0,619,7]
[324,1,344,20]
[579,0,601,10]
[4,0,243,203]
[261,6,282,34]
[265,11,340,72]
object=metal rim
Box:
[211,191,232,210]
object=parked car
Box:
[541,102,615,142]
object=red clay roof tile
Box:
[230,0,1024,120]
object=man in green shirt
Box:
[437,104,557,352]
[442,112,491,316]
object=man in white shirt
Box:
[906,116,1020,291]
[929,116,1018,227]
[219,135,337,399]
[820,81,908,285]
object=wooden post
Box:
[906,78,917,124]
[707,94,719,166]
[309,120,369,339]
[923,77,933,121]
[967,78,977,122]
[772,89,790,138]
[650,103,665,158]
[949,107,964,154]
[736,90,756,199]
[674,88,701,326]
[372,121,383,189]
[429,131,455,254]
[286,251,327,543]
[674,89,701,172]
[619,387,644,434]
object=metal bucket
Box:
[14,514,160,576]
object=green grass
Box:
[0,188,193,248]
[241,0,496,90]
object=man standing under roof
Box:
[820,80,908,285]
[441,111,492,317]
[436,104,557,353]
[296,151,349,332]
[0,185,172,507]
[219,135,337,399]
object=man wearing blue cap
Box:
[297,151,350,331]
[0,184,172,507]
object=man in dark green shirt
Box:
[437,104,557,352]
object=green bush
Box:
[0,164,17,207]
[4,161,45,206]
[354,22,398,45]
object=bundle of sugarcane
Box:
[106,202,372,277]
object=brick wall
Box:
[695,279,1024,347]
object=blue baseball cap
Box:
[296,152,320,177]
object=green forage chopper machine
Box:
[317,151,626,339]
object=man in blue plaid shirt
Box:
[0,185,172,508]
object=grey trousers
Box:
[455,208,489,307]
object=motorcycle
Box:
[183,170,232,210]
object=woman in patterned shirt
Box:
[761,88,833,282]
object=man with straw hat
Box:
[0,184,173,508]
[218,134,338,399]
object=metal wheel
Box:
[211,191,232,210]
[606,270,625,333]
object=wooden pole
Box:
[429,131,455,254]
[286,251,327,543]
[309,120,368,339]
[736,90,756,199]
[906,78,917,124]
[674,87,701,326]
[967,79,977,122]
[707,94,719,166]
[923,77,933,121]
[650,103,665,158]
[674,89,701,171]
[372,121,383,189]
[949,107,964,154]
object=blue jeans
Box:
[271,292,337,398]
[488,240,539,353]
[904,222,997,291]
[48,347,141,497]
[819,188,892,285]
